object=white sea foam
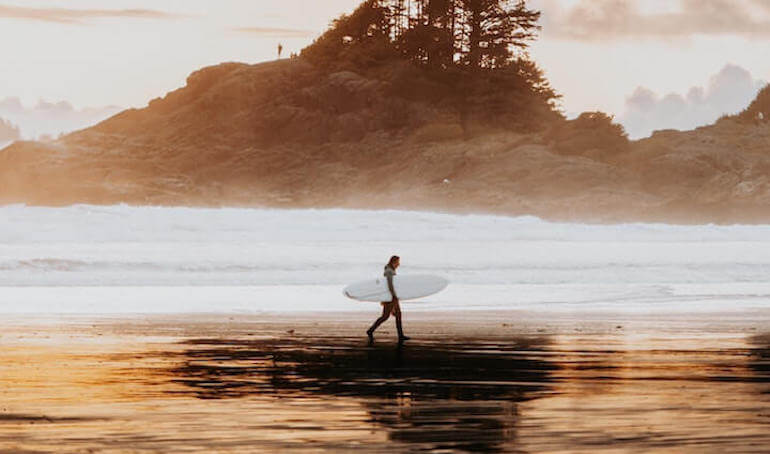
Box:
[1,204,769,313]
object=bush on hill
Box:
[738,84,770,123]
[0,118,20,144]
[546,112,630,158]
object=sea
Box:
[1,204,769,314]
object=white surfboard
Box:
[343,274,448,302]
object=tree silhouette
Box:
[456,0,540,69]
[301,0,559,133]
[304,0,541,71]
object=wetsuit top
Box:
[384,265,397,299]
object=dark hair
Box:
[388,255,400,266]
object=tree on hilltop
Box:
[304,0,541,72]
[301,0,559,133]
[456,0,540,69]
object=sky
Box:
[1,0,769,140]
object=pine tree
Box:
[457,0,539,69]
[304,0,545,84]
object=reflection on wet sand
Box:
[171,336,554,452]
[749,334,770,387]
[515,333,770,452]
[1,315,770,453]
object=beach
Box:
[2,311,769,453]
[2,205,770,451]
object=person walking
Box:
[367,255,410,344]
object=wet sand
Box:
[1,311,770,453]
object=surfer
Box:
[367,255,410,344]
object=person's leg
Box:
[393,302,410,341]
[367,303,392,339]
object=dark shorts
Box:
[380,301,399,315]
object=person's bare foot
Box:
[366,329,374,344]
[398,335,410,343]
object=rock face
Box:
[1,58,769,223]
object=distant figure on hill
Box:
[277,43,283,59]
[367,255,410,344]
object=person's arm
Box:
[386,270,398,302]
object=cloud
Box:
[234,27,317,39]
[0,97,123,141]
[0,5,184,24]
[619,64,766,139]
[538,0,770,40]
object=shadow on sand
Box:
[164,335,557,452]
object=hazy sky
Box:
[2,0,770,138]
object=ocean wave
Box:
[1,206,770,292]
[1,205,770,244]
